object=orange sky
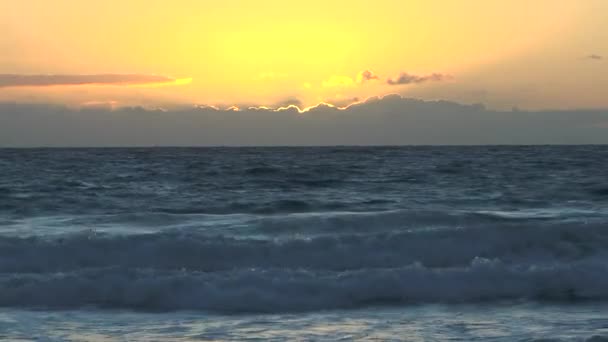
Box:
[1,0,607,110]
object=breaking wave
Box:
[0,220,607,312]
[1,222,607,274]
[1,259,607,312]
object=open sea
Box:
[1,146,608,341]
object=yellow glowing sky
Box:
[1,0,607,109]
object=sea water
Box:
[1,146,607,341]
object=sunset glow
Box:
[1,0,606,109]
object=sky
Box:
[0,1,607,146]
[1,0,607,109]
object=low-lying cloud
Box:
[387,73,450,85]
[0,74,186,88]
[586,54,603,61]
[1,95,606,146]
[321,70,448,88]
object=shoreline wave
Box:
[0,222,607,273]
[1,259,607,313]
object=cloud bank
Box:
[0,74,187,88]
[1,95,607,146]
[387,73,450,85]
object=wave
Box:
[1,259,607,312]
[1,222,607,274]
[5,206,601,238]
[253,208,607,236]
[472,208,602,221]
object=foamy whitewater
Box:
[1,146,608,341]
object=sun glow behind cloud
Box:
[1,0,603,109]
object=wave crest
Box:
[1,259,607,312]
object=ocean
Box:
[0,146,607,341]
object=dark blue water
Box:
[1,146,608,340]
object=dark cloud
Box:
[586,54,603,60]
[0,74,180,88]
[387,72,450,86]
[1,95,607,146]
[357,70,379,83]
